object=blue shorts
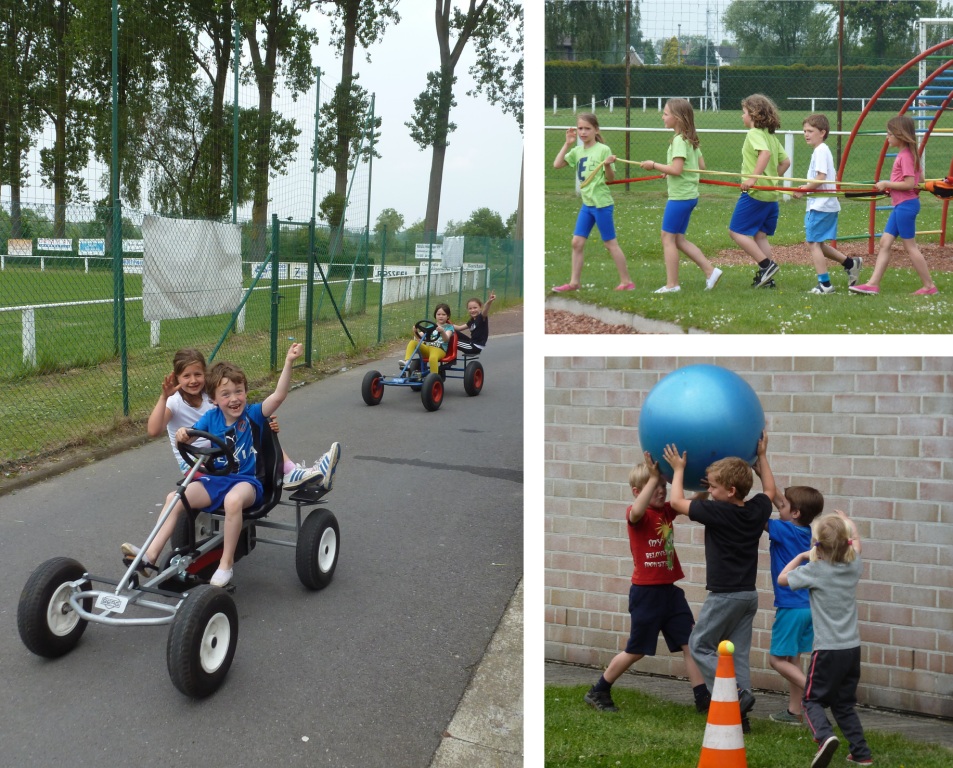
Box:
[574,204,617,242]
[769,607,814,656]
[625,583,695,655]
[805,210,839,243]
[197,473,264,511]
[729,193,779,237]
[662,198,698,235]
[884,198,920,239]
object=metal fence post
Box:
[271,213,280,370]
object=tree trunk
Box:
[53,0,68,237]
[425,141,447,238]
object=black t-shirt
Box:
[466,314,489,347]
[689,493,772,592]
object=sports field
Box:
[544,109,953,334]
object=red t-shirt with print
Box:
[626,502,684,585]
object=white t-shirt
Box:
[165,390,212,466]
[807,143,841,213]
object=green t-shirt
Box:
[667,134,702,201]
[565,142,615,208]
[741,127,789,202]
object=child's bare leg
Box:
[867,233,896,287]
[675,234,715,279]
[661,231,680,287]
[901,238,936,289]
[753,231,774,262]
[603,238,632,285]
[218,484,256,570]
[729,230,769,264]
[603,650,644,684]
[810,242,828,275]
[145,484,211,563]
[568,235,587,287]
[681,645,706,688]
[820,242,846,265]
[769,654,806,714]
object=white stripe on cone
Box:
[712,675,738,702]
[701,723,745,751]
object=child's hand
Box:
[269,416,280,434]
[757,430,769,456]
[488,290,496,303]
[161,372,178,398]
[174,427,191,444]
[605,154,617,165]
[639,160,654,170]
[662,443,687,470]
[875,180,888,192]
[287,342,303,361]
[565,127,577,146]
[643,450,660,478]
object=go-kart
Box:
[16,426,339,698]
[361,320,484,412]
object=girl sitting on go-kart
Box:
[402,303,455,374]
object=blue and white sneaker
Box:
[284,462,323,490]
[317,442,341,491]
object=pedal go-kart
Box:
[361,320,484,412]
[17,427,339,698]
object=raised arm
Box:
[147,372,179,437]
[753,431,777,500]
[629,452,660,524]
[481,291,496,317]
[661,443,691,516]
[262,343,303,418]
[554,127,576,169]
[777,550,811,587]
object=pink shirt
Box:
[889,147,923,206]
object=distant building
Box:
[715,45,739,66]
[624,46,644,66]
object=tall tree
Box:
[834,0,938,63]
[724,0,834,65]
[407,0,521,236]
[544,0,630,63]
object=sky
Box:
[300,5,524,232]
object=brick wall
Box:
[544,356,953,718]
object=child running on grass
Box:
[552,112,635,293]
[639,98,722,294]
[779,511,873,767]
[793,114,862,293]
[850,114,938,296]
[584,452,710,714]
[728,94,791,289]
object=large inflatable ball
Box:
[637,364,765,492]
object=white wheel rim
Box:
[47,583,80,637]
[200,611,232,673]
[318,528,337,573]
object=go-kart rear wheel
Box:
[296,508,340,590]
[463,360,484,396]
[362,370,384,405]
[17,557,92,658]
[167,585,238,698]
[422,372,444,411]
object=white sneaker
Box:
[284,462,323,490]
[846,257,862,287]
[705,267,723,290]
[317,442,342,491]
[210,567,233,587]
[653,285,681,294]
[809,283,835,294]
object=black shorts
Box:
[625,583,695,655]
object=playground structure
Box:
[838,32,953,252]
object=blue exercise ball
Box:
[637,364,765,492]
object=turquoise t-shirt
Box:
[741,127,789,202]
[667,134,702,201]
[565,142,615,208]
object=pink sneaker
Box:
[849,284,880,295]
[614,282,636,291]
[911,286,938,295]
[552,283,579,293]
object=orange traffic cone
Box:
[697,640,747,768]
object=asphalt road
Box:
[0,332,523,768]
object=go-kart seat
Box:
[240,421,285,520]
[438,329,460,367]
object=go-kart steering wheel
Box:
[415,319,439,342]
[177,429,238,476]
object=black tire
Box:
[17,557,91,658]
[170,511,213,553]
[296,508,340,590]
[362,370,384,405]
[166,585,238,698]
[422,372,444,411]
[463,361,484,396]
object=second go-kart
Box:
[17,426,339,698]
[361,319,484,412]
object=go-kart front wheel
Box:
[422,372,444,411]
[296,508,340,590]
[362,370,384,406]
[463,360,484,396]
[167,585,238,698]
[18,557,92,658]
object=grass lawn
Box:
[543,110,953,333]
[546,684,953,768]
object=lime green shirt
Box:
[565,142,615,208]
[667,134,702,201]
[741,128,789,202]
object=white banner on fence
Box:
[8,239,32,256]
[124,239,145,253]
[141,216,242,321]
[79,239,106,256]
[442,236,464,269]
[38,238,72,252]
